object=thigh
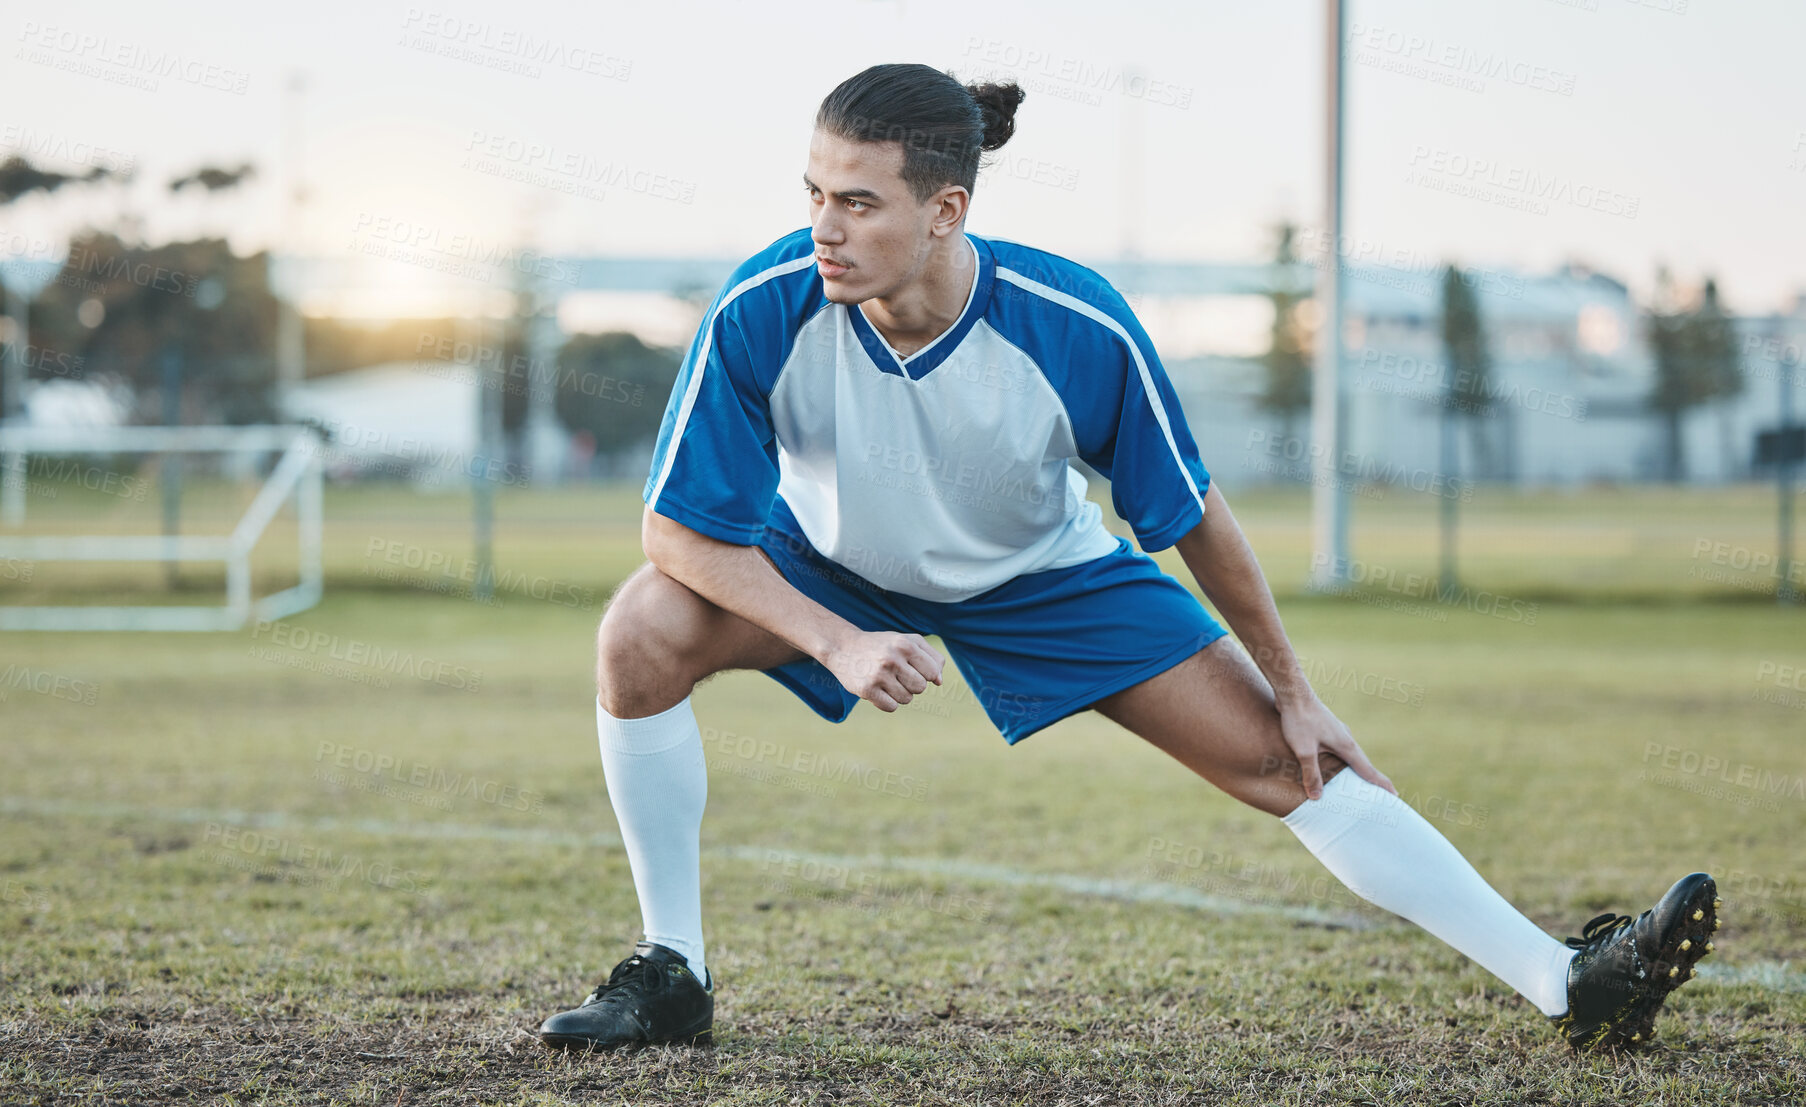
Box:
[1090,638,1346,817]
[925,538,1227,744]
[601,558,808,682]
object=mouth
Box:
[815,256,850,278]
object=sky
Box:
[2,0,1802,316]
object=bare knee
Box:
[595,563,712,717]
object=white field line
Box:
[3,795,1367,927]
[8,795,1806,994]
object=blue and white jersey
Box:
[643,228,1211,603]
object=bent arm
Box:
[1170,482,1394,797]
[642,506,857,662]
[641,507,945,710]
[1171,483,1310,708]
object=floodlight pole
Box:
[1778,320,1799,605]
[472,304,498,604]
[274,72,308,399]
[1,283,26,527]
[1309,0,1352,590]
[2,281,25,423]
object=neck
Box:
[862,235,974,358]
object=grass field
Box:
[2,478,1804,1105]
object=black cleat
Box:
[1551,872,1719,1051]
[537,942,714,1052]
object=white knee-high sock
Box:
[596,695,709,988]
[1282,770,1574,1016]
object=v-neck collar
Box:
[848,235,992,381]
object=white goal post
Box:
[0,424,323,632]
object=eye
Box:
[844,198,867,212]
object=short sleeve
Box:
[1076,298,1211,552]
[642,308,780,545]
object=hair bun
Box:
[967,81,1025,152]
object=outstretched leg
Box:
[1091,636,1577,1018]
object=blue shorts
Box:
[755,498,1228,744]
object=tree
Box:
[0,154,131,416]
[1436,264,1494,592]
[1648,270,1742,482]
[1257,222,1312,465]
[552,332,680,468]
[0,154,126,203]
[31,232,281,424]
[1694,278,1744,480]
[1441,265,1497,470]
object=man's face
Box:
[804,129,951,305]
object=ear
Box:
[926,185,969,238]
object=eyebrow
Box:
[802,173,882,202]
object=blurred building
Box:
[1164,263,1806,488]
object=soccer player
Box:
[537,63,1718,1054]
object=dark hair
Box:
[815,63,1025,202]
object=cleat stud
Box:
[1631,1032,1641,1041]
[1713,898,1722,909]
[1712,919,1720,931]
[1692,909,1704,921]
[1680,939,1692,951]
[1669,966,1679,978]
[1706,942,1715,953]
[1689,966,1698,979]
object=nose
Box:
[811,205,844,246]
